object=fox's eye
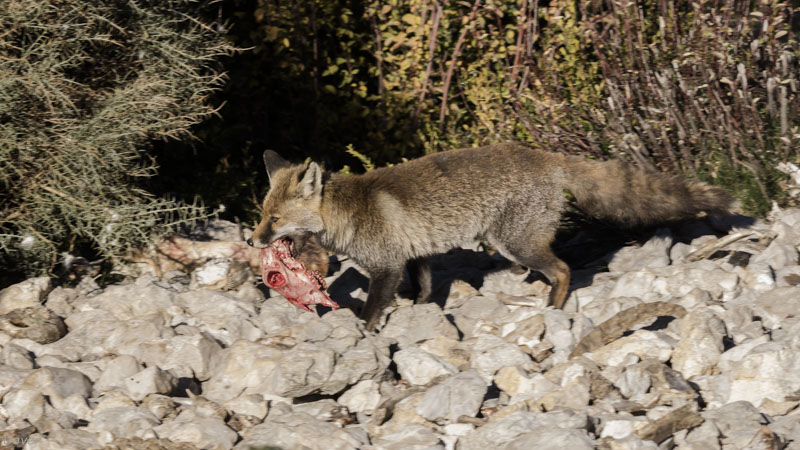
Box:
[269,216,278,224]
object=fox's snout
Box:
[246,235,271,248]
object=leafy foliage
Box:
[167,0,798,222]
[367,0,800,215]
[580,0,800,214]
[5,0,797,280]
[0,1,233,277]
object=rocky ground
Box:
[2,207,800,450]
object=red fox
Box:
[247,144,734,330]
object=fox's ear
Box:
[263,150,291,182]
[298,161,323,200]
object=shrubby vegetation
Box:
[2,0,798,279]
[0,1,233,278]
[161,0,799,219]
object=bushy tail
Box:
[562,157,735,226]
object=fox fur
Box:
[248,144,734,331]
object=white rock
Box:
[752,286,800,329]
[608,229,672,273]
[371,424,444,450]
[191,258,252,291]
[86,406,160,439]
[337,379,382,414]
[457,411,589,450]
[93,391,137,412]
[775,265,800,287]
[23,429,100,450]
[674,288,713,310]
[44,310,173,361]
[726,343,800,404]
[234,411,362,450]
[292,399,348,421]
[596,415,648,439]
[132,332,223,381]
[377,392,431,434]
[3,343,35,369]
[501,312,545,349]
[123,366,177,401]
[200,339,281,402]
[608,270,658,300]
[223,394,269,420]
[203,337,385,402]
[2,388,46,423]
[543,309,574,353]
[0,277,52,314]
[0,365,31,400]
[381,303,460,347]
[446,279,480,301]
[140,394,178,421]
[664,267,740,301]
[759,397,799,417]
[675,420,721,449]
[772,318,800,348]
[93,355,143,393]
[33,357,104,385]
[494,366,558,398]
[443,423,475,436]
[71,280,176,321]
[395,348,459,385]
[57,394,93,421]
[504,429,594,449]
[701,401,767,448]
[603,435,659,449]
[671,309,727,379]
[580,297,643,327]
[769,413,800,447]
[417,370,487,424]
[21,367,93,405]
[669,242,693,264]
[753,237,799,271]
[590,330,674,367]
[249,342,333,397]
[294,308,370,355]
[467,334,534,383]
[256,297,317,334]
[479,269,547,297]
[324,338,392,394]
[44,286,78,318]
[540,377,592,412]
[420,336,470,370]
[153,413,238,450]
[446,295,510,338]
[615,365,651,401]
[174,290,262,345]
[738,262,776,293]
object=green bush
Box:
[179,0,797,220]
[0,1,233,278]
[68,0,799,242]
[577,0,800,214]
[367,0,799,216]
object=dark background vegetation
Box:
[2,0,800,285]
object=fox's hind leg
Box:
[361,269,403,331]
[407,257,432,304]
[519,247,570,309]
[488,219,571,309]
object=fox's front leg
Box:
[361,269,403,331]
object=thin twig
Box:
[439,0,482,132]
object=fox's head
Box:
[247,150,325,248]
